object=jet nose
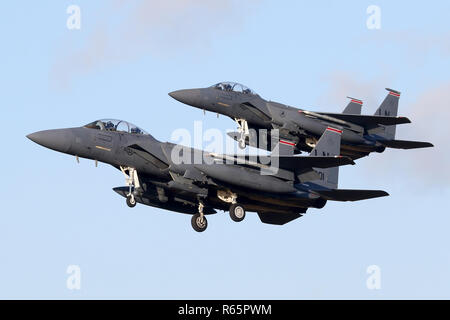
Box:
[27,129,73,154]
[168,89,202,107]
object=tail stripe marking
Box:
[326,127,342,134]
[279,140,295,146]
[350,99,363,105]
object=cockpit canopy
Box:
[210,82,257,95]
[84,119,148,135]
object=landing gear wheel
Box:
[238,139,246,149]
[191,213,207,232]
[126,195,136,208]
[229,203,246,222]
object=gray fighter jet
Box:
[169,82,433,159]
[27,119,388,232]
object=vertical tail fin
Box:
[374,88,401,140]
[308,127,342,189]
[343,97,363,114]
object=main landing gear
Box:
[235,118,249,149]
[217,190,246,223]
[190,191,247,232]
[190,201,247,232]
[229,203,246,222]
[191,201,208,232]
[120,166,140,208]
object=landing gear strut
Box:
[235,118,249,149]
[191,201,208,232]
[121,166,140,208]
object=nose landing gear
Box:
[235,118,249,149]
[126,195,136,208]
[120,166,140,208]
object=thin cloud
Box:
[51,0,260,88]
[319,71,446,188]
[317,71,394,113]
[402,83,449,186]
[360,30,450,63]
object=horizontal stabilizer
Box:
[315,113,411,127]
[378,140,434,149]
[277,155,355,169]
[257,211,302,225]
[316,189,389,201]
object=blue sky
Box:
[1,0,449,299]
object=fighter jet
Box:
[169,82,433,159]
[27,119,388,232]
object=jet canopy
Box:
[211,82,257,95]
[84,119,149,135]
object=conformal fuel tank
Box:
[194,164,297,194]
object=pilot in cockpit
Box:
[130,127,142,134]
[105,121,115,131]
[95,120,106,131]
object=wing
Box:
[378,139,434,149]
[315,189,389,201]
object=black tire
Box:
[376,146,386,153]
[229,203,246,222]
[314,198,327,209]
[126,195,136,208]
[191,213,207,232]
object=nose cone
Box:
[169,89,203,107]
[27,129,74,154]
